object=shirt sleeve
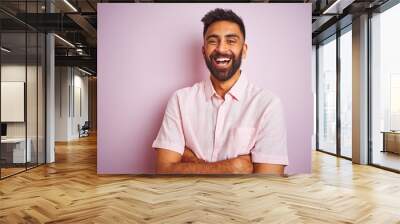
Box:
[152,92,185,155]
[251,97,289,165]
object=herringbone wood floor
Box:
[1,134,400,224]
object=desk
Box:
[1,138,31,163]
[382,131,400,154]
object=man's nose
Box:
[216,42,229,53]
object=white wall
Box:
[55,66,70,141]
[70,72,89,138]
[55,67,89,141]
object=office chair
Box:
[79,121,90,138]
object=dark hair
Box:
[201,8,246,40]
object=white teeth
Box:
[215,57,230,62]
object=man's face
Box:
[202,20,247,82]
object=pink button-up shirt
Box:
[152,74,288,165]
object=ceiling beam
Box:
[55,55,96,69]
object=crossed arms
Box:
[156,147,285,175]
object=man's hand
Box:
[181,147,253,174]
[181,147,205,163]
[229,154,254,174]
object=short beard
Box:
[204,49,243,82]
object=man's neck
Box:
[210,70,241,99]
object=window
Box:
[370,2,400,171]
[339,28,352,158]
[317,36,337,154]
[317,25,353,159]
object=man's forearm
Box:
[156,148,253,174]
[158,159,234,174]
[157,156,254,174]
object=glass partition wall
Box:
[316,26,352,159]
[370,3,400,172]
[317,35,337,155]
[0,1,46,179]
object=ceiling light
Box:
[63,0,78,12]
[78,67,93,76]
[1,47,11,53]
[54,34,75,48]
[322,0,355,15]
[323,0,341,14]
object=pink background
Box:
[97,3,312,174]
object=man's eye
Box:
[208,40,217,45]
[227,39,237,44]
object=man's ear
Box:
[202,46,205,57]
[242,43,248,59]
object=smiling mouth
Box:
[212,56,232,69]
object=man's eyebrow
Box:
[225,34,240,39]
[206,34,240,40]
[206,34,219,40]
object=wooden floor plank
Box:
[1,134,400,223]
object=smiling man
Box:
[152,8,288,175]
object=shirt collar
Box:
[228,72,247,101]
[204,72,247,102]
